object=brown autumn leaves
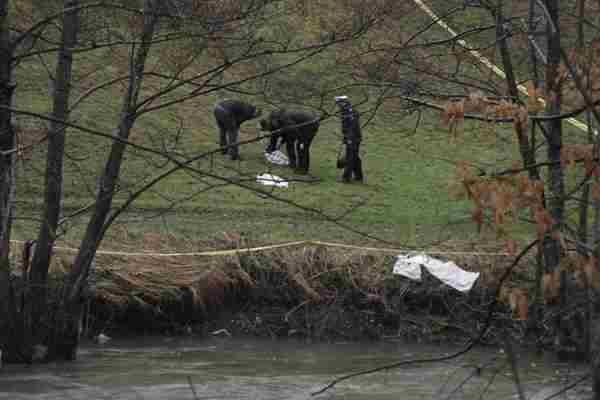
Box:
[441,46,600,319]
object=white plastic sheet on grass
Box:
[264,150,289,166]
[392,253,480,292]
[256,173,289,188]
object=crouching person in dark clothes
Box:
[335,96,363,183]
[260,109,320,174]
[214,99,261,160]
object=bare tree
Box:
[0,0,16,269]
[0,0,19,363]
[27,0,81,355]
[311,0,600,397]
[0,0,383,362]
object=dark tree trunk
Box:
[27,0,81,352]
[0,0,23,363]
[543,0,564,273]
[574,0,600,390]
[0,0,15,268]
[594,353,600,400]
[574,0,593,362]
[55,0,160,360]
[543,0,568,358]
[495,4,540,181]
[525,0,545,349]
[497,1,551,345]
[575,0,589,258]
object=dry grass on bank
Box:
[12,233,533,336]
[10,233,531,318]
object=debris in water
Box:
[212,328,232,337]
[32,344,48,361]
[94,333,111,345]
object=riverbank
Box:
[5,235,591,364]
[74,238,540,348]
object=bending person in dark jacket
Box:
[335,96,363,183]
[214,99,261,160]
[260,108,319,174]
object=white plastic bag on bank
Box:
[392,253,480,292]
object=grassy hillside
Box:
[13,0,588,252]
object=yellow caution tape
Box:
[412,0,591,133]
[10,239,508,257]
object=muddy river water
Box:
[0,336,589,399]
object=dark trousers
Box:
[342,140,363,182]
[290,139,312,174]
[214,105,240,160]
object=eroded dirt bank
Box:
[7,236,587,358]
[85,244,560,351]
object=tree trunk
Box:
[576,0,600,391]
[0,0,20,363]
[593,0,600,380]
[527,0,541,82]
[574,0,593,362]
[576,0,589,258]
[543,0,568,356]
[525,0,545,350]
[498,1,550,344]
[594,356,600,400]
[496,4,540,181]
[28,0,80,353]
[0,0,15,268]
[543,0,564,271]
[55,0,160,360]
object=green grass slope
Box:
[11,0,559,251]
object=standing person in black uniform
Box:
[335,96,363,183]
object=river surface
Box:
[0,336,589,400]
